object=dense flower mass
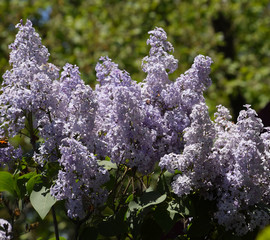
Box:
[160,104,270,235]
[0,20,59,138]
[0,20,108,218]
[50,138,109,219]
[34,63,97,164]
[0,20,269,235]
[94,29,213,174]
[0,143,22,168]
[95,56,158,173]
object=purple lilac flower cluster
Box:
[34,62,97,165]
[0,20,58,137]
[0,143,22,168]
[1,20,269,233]
[94,56,159,173]
[0,20,108,219]
[50,138,109,219]
[95,28,213,173]
[160,103,270,235]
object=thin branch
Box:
[51,205,60,240]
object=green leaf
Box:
[0,171,16,196]
[125,194,134,204]
[128,189,167,216]
[128,200,141,211]
[256,225,270,240]
[140,189,167,208]
[17,172,36,197]
[18,172,36,181]
[167,199,190,219]
[97,160,117,170]
[30,186,57,219]
[157,173,172,194]
[26,174,42,194]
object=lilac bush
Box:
[0,19,269,239]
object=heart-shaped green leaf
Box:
[30,186,57,219]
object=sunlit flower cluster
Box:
[0,20,269,234]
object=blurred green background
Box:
[1,0,270,120]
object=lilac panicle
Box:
[160,102,215,195]
[141,29,213,161]
[0,19,59,138]
[161,103,270,235]
[212,105,270,235]
[50,138,109,219]
[35,63,97,164]
[57,63,97,145]
[95,57,158,173]
[9,19,49,68]
[141,28,213,165]
[142,27,178,74]
[174,55,213,113]
[1,20,108,220]
[95,32,213,174]
[141,27,178,102]
[0,19,57,166]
